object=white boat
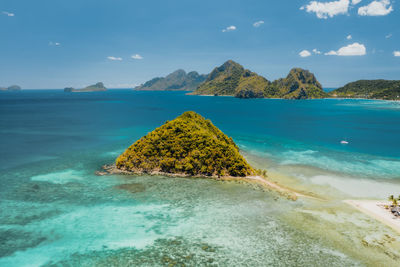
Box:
[340,140,349,144]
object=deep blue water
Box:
[1,90,399,177]
[1,90,400,266]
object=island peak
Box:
[191,61,325,99]
[270,67,326,99]
[115,111,255,177]
[191,60,265,97]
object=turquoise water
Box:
[1,90,400,266]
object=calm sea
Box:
[1,90,399,266]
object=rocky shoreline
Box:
[96,164,249,179]
[96,164,304,200]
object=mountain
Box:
[191,60,326,99]
[0,85,22,91]
[115,111,254,177]
[134,69,208,91]
[190,60,270,97]
[330,80,400,100]
[266,68,326,99]
[64,82,107,92]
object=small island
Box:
[329,80,400,100]
[64,82,107,92]
[134,69,208,91]
[190,60,327,99]
[0,85,22,91]
[98,111,302,199]
[114,111,255,177]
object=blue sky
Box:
[0,0,399,88]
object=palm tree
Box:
[388,195,396,207]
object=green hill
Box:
[191,60,263,96]
[330,80,400,100]
[267,68,326,99]
[235,74,271,98]
[134,69,207,91]
[191,60,326,99]
[116,111,254,177]
[64,82,107,92]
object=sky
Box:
[0,0,399,89]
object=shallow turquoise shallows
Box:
[1,90,399,266]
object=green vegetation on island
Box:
[116,111,255,177]
[330,80,400,100]
[0,85,21,91]
[267,68,326,99]
[190,60,326,99]
[191,60,261,96]
[64,82,107,92]
[134,69,208,91]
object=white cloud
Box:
[299,50,312,57]
[385,33,392,39]
[49,42,61,46]
[131,54,143,60]
[107,56,122,61]
[352,0,362,5]
[346,34,352,40]
[358,0,393,16]
[253,21,264,27]
[2,11,14,17]
[312,48,321,54]
[300,0,350,19]
[325,42,366,56]
[222,25,236,32]
[394,51,400,57]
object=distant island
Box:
[64,82,107,92]
[189,60,327,99]
[0,85,21,91]
[128,60,400,101]
[329,80,400,100]
[134,69,208,91]
[112,111,255,178]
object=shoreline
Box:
[344,200,400,234]
[99,164,400,232]
[97,164,314,200]
[187,93,399,102]
[325,97,400,102]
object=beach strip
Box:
[344,200,400,234]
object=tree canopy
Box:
[116,111,254,177]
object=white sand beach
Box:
[344,200,400,234]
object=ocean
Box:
[1,90,400,266]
